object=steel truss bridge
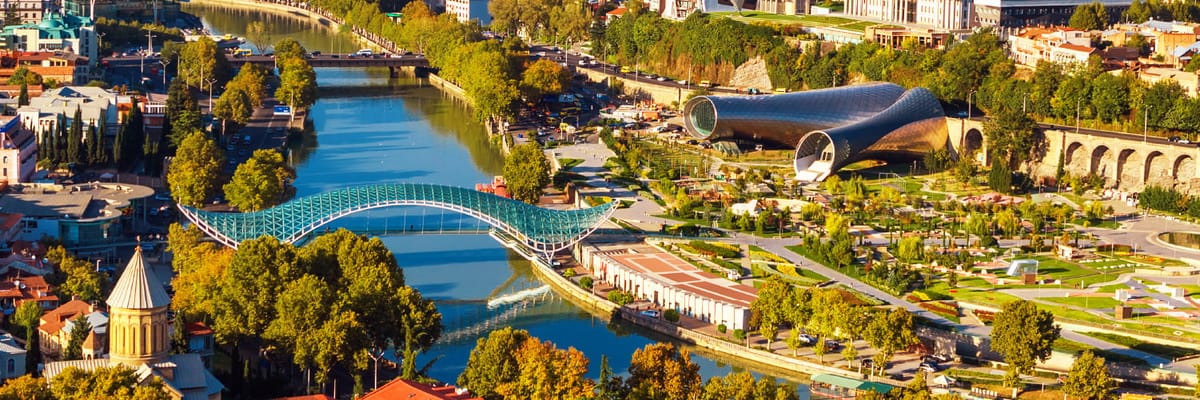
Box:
[178,183,616,255]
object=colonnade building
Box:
[579,242,757,330]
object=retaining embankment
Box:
[576,68,690,106]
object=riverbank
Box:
[186,0,384,53]
[495,229,903,387]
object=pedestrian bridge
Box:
[178,183,615,254]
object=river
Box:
[182,2,810,394]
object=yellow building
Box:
[42,247,224,399]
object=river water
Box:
[183,3,809,393]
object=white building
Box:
[0,182,154,246]
[18,86,120,143]
[1007,27,1093,66]
[2,0,48,24]
[0,116,37,184]
[579,242,758,330]
[444,0,490,25]
[844,0,972,30]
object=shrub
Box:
[607,289,634,305]
[579,276,593,289]
[717,323,727,333]
[688,240,740,258]
[664,309,680,323]
[734,329,746,340]
[562,268,576,278]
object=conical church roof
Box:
[106,246,171,310]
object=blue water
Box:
[189,4,809,393]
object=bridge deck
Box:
[227,54,430,68]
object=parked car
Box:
[798,334,817,345]
[640,310,660,318]
[824,340,841,352]
[919,362,942,372]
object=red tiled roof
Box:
[39,299,92,335]
[361,379,482,400]
[607,246,758,308]
[607,6,627,15]
[1058,43,1095,53]
[185,321,214,336]
[270,396,332,400]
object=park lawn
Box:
[838,21,877,32]
[1132,315,1199,328]
[1063,270,1132,288]
[1024,255,1094,280]
[1052,338,1094,354]
[1069,217,1120,229]
[1040,296,1122,309]
[949,290,1023,308]
[1097,282,1128,293]
[1033,303,1111,325]
[558,158,583,170]
[1080,331,1200,359]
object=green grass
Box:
[558,158,584,170]
[1023,255,1093,280]
[1040,296,1122,309]
[838,21,877,32]
[948,290,1023,308]
[1069,217,1121,229]
[1079,331,1200,359]
[1097,283,1128,293]
[1052,338,1095,354]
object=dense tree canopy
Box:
[166,131,224,207]
[991,300,1061,388]
[627,343,702,400]
[1064,350,1114,400]
[1069,2,1110,31]
[224,149,294,211]
[503,142,551,203]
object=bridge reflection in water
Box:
[178,183,616,255]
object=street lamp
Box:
[1143,105,1151,143]
[1075,98,1081,135]
[159,58,171,87]
[141,29,156,76]
[205,78,217,116]
[967,90,975,120]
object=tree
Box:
[47,246,103,302]
[503,142,551,203]
[67,106,83,164]
[0,375,53,400]
[17,83,28,106]
[166,77,201,150]
[49,365,171,400]
[983,106,1038,167]
[7,67,42,86]
[116,98,144,171]
[166,131,224,207]
[245,21,272,54]
[495,337,594,399]
[988,159,1012,194]
[897,236,924,262]
[212,86,253,135]
[990,300,1061,394]
[701,371,800,400]
[86,123,103,167]
[276,59,318,109]
[223,149,294,211]
[626,343,702,400]
[12,301,41,374]
[902,371,933,400]
[1063,350,1114,400]
[458,327,531,400]
[1069,2,1109,31]
[62,313,92,361]
[1124,0,1152,22]
[521,58,571,97]
[862,308,917,370]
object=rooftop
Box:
[601,244,758,308]
[0,182,153,221]
[107,247,171,310]
[361,379,482,400]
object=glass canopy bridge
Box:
[178,183,617,256]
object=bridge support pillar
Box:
[389,66,424,78]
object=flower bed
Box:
[919,300,960,320]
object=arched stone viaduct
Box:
[946,117,1200,193]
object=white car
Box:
[656,76,667,81]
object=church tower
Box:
[106,246,172,366]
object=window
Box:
[6,359,13,374]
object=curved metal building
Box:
[682,82,948,182]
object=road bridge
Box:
[226,54,432,76]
